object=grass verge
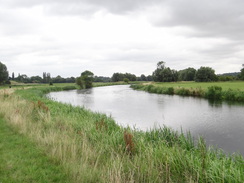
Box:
[0,85,243,182]
[0,116,71,183]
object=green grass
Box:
[153,81,244,91]
[0,85,243,182]
[0,116,71,183]
[131,81,244,102]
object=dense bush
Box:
[175,88,190,96]
[205,86,223,100]
[223,89,244,102]
[167,87,174,95]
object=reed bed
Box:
[0,86,243,182]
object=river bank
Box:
[0,85,243,182]
[131,81,244,102]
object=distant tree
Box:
[111,73,124,82]
[12,72,15,80]
[0,62,9,85]
[140,74,147,81]
[94,76,111,82]
[240,68,244,80]
[152,61,165,82]
[218,75,235,81]
[124,73,137,81]
[47,73,51,83]
[52,75,66,83]
[76,70,94,89]
[30,76,43,83]
[123,78,129,83]
[76,77,83,87]
[16,74,30,83]
[152,61,178,82]
[178,67,196,81]
[195,67,216,82]
[66,77,76,83]
[111,72,136,82]
[147,75,153,81]
[43,72,47,83]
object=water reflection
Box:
[76,89,94,106]
[47,85,244,156]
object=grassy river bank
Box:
[131,81,244,102]
[0,84,243,182]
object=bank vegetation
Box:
[0,85,243,182]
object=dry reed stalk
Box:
[96,119,107,131]
[123,131,134,154]
[36,100,49,112]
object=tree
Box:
[111,72,136,82]
[94,76,111,82]
[76,70,94,89]
[124,73,136,81]
[112,73,124,82]
[0,62,9,85]
[140,74,147,81]
[178,68,196,81]
[43,72,47,83]
[30,76,43,83]
[52,75,66,83]
[195,67,216,82]
[152,61,178,82]
[123,78,129,83]
[240,68,244,80]
[47,73,51,83]
[147,75,153,81]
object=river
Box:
[47,85,244,156]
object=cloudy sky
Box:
[1,0,244,78]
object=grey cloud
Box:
[0,0,163,15]
[0,8,41,36]
[154,0,244,40]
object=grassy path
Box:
[0,116,71,183]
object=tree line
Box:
[153,61,244,82]
[1,61,244,86]
[11,73,76,84]
[0,61,77,85]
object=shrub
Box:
[166,87,174,95]
[192,88,205,97]
[175,88,191,96]
[62,86,77,90]
[205,86,223,100]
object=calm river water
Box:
[47,85,244,155]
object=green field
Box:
[131,81,244,102]
[152,81,244,91]
[0,84,243,182]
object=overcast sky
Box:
[1,0,244,77]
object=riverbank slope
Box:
[0,85,243,182]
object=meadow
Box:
[151,81,244,91]
[0,84,243,182]
[131,81,244,102]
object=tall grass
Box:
[0,116,71,183]
[0,86,243,182]
[131,83,244,102]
